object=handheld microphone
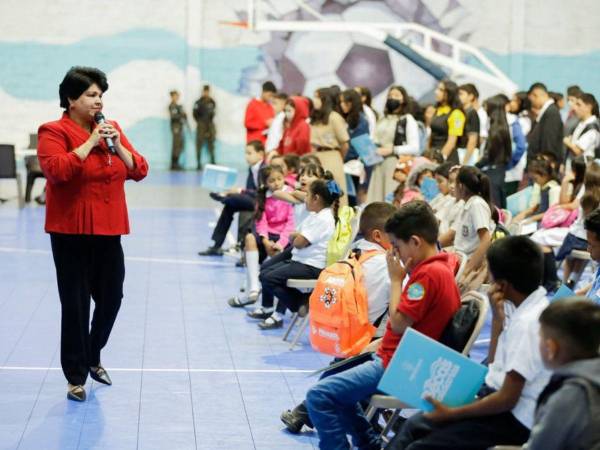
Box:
[94,112,117,154]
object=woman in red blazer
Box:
[37,66,148,402]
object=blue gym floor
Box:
[0,171,491,450]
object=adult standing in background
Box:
[245,81,276,144]
[428,80,465,165]
[310,87,349,206]
[355,86,377,140]
[527,82,564,164]
[169,89,188,170]
[193,84,216,171]
[37,66,149,402]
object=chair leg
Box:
[16,174,24,209]
[25,172,35,203]
[380,409,401,443]
[289,315,309,350]
[571,260,589,285]
[282,313,298,341]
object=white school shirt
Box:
[291,207,336,269]
[439,198,463,235]
[485,286,551,429]
[363,104,377,140]
[568,186,586,239]
[294,202,309,227]
[452,196,493,256]
[265,111,285,153]
[571,115,600,159]
[393,114,420,156]
[353,239,390,337]
[528,180,561,210]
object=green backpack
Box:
[326,206,356,266]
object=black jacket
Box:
[527,103,564,162]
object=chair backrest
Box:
[0,144,17,179]
[439,290,489,356]
[453,251,468,281]
[28,133,38,150]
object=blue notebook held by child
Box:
[420,177,440,202]
[506,186,533,217]
[201,164,238,192]
[350,134,383,167]
[378,328,488,412]
[551,284,575,302]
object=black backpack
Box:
[439,299,480,353]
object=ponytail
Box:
[309,173,343,223]
[457,166,499,223]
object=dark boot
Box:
[280,401,313,434]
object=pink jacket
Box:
[255,193,295,248]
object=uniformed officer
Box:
[169,90,188,170]
[193,84,217,170]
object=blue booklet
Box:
[345,173,357,198]
[420,177,440,202]
[350,134,383,167]
[551,284,575,302]
[506,186,533,216]
[201,164,238,191]
[378,328,488,412]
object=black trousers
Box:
[386,410,529,450]
[483,165,507,208]
[259,258,321,314]
[50,233,125,386]
[211,194,255,249]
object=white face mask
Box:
[284,110,295,121]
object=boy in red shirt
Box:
[244,81,276,144]
[305,201,461,450]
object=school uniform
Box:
[571,115,600,160]
[389,286,552,449]
[527,100,564,163]
[430,106,465,165]
[306,253,461,450]
[439,198,463,236]
[259,207,335,314]
[529,180,561,216]
[452,196,494,257]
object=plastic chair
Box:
[283,207,362,349]
[364,291,489,442]
[453,251,468,281]
[565,249,592,287]
[500,208,513,228]
[0,144,24,208]
[24,133,45,203]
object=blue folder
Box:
[506,186,533,217]
[201,164,238,191]
[378,328,488,412]
[350,134,383,167]
[420,177,440,202]
[551,284,575,302]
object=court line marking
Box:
[0,247,233,267]
[0,366,313,374]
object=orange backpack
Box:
[309,249,384,358]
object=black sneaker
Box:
[209,192,225,202]
[198,247,223,256]
[281,402,313,434]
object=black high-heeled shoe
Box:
[90,365,112,386]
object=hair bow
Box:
[326,179,342,197]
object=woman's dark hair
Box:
[309,171,342,223]
[438,79,462,111]
[255,164,285,220]
[310,88,335,125]
[484,95,512,165]
[340,89,363,130]
[457,166,499,222]
[540,298,600,359]
[355,86,373,107]
[571,156,587,199]
[384,200,438,244]
[59,66,109,110]
[434,162,453,179]
[384,85,410,115]
[577,92,600,117]
[328,85,342,114]
[283,154,300,174]
[513,91,531,114]
[487,236,543,295]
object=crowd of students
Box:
[198,79,600,449]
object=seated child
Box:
[248,176,341,329]
[523,298,600,450]
[513,158,560,229]
[430,162,455,213]
[280,201,397,434]
[438,166,496,290]
[438,164,464,235]
[579,207,600,302]
[270,153,298,188]
[303,201,461,450]
[198,140,265,256]
[227,165,294,306]
[388,236,551,450]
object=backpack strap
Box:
[564,377,600,449]
[373,310,388,328]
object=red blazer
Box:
[244,98,274,144]
[37,113,149,235]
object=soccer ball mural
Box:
[238,0,471,102]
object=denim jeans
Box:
[305,356,385,450]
